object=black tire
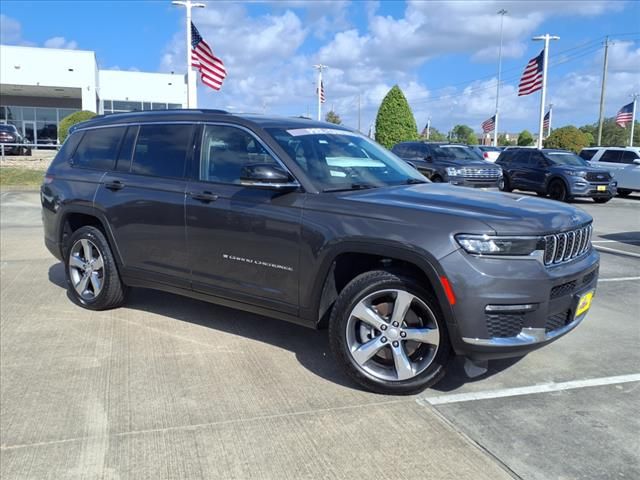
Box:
[617,189,632,198]
[498,176,512,192]
[431,175,443,183]
[547,179,569,202]
[329,270,451,395]
[593,197,611,204]
[65,226,126,310]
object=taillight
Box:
[483,152,489,159]
[44,174,55,184]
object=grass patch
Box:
[0,167,46,186]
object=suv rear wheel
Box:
[498,176,512,192]
[329,270,450,394]
[65,226,126,310]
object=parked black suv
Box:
[496,148,616,203]
[42,111,599,394]
[0,124,31,155]
[392,142,502,188]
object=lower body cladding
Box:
[570,180,616,199]
[447,176,501,188]
[439,247,599,361]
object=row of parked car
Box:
[392,141,639,203]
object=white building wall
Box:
[98,70,186,107]
[0,45,98,112]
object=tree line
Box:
[326,85,639,153]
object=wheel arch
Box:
[309,242,455,329]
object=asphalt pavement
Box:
[1,189,638,480]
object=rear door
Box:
[507,150,531,189]
[94,123,196,288]
[617,150,640,189]
[185,124,303,314]
[526,151,549,191]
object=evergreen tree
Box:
[375,85,418,149]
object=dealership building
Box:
[0,44,186,146]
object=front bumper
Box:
[439,246,599,360]
[569,180,617,198]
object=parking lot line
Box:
[419,374,640,406]
[598,276,640,282]
[594,245,640,258]
[593,239,640,244]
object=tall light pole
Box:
[313,64,327,121]
[630,93,639,147]
[533,34,560,148]
[172,0,205,109]
[494,9,507,147]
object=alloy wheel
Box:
[345,289,440,382]
[68,239,105,301]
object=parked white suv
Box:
[580,147,640,197]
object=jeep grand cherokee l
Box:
[41,110,599,394]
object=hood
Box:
[341,183,592,235]
[551,164,609,174]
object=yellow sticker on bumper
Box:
[576,291,594,317]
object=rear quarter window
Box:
[71,127,125,171]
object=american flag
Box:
[317,80,326,103]
[518,50,544,96]
[191,22,226,91]
[616,102,634,127]
[543,110,550,132]
[481,115,495,133]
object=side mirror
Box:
[406,161,418,170]
[240,163,299,190]
[633,159,640,165]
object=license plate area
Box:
[575,290,594,318]
[597,185,606,192]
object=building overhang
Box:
[0,83,81,99]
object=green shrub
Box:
[58,110,97,142]
[375,85,418,149]
[543,125,591,153]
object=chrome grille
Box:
[544,225,592,266]
[459,168,502,179]
[586,172,611,182]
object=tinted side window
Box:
[600,150,623,163]
[200,125,279,184]
[72,127,125,170]
[131,124,193,178]
[115,126,138,172]
[579,150,597,160]
[621,151,639,164]
[391,144,407,156]
[513,151,531,166]
[530,151,546,166]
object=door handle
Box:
[188,191,219,203]
[105,180,124,191]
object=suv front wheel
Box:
[65,226,126,310]
[329,270,450,394]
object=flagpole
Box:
[494,9,507,147]
[533,34,559,148]
[631,94,638,147]
[313,64,327,121]
[548,103,553,137]
[172,0,205,109]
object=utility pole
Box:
[494,9,507,147]
[597,37,611,146]
[313,64,327,121]
[357,93,361,132]
[172,0,206,108]
[533,33,560,148]
[630,93,639,147]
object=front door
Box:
[23,121,36,146]
[185,124,302,314]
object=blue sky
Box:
[1,1,639,134]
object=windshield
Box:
[266,127,427,191]
[0,125,17,133]
[440,146,482,161]
[546,152,590,167]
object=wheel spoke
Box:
[391,344,414,380]
[89,272,102,294]
[92,256,104,271]
[403,327,439,346]
[69,255,84,269]
[351,302,387,330]
[80,239,92,261]
[351,337,386,366]
[391,291,414,326]
[76,273,90,294]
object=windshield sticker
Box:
[286,128,360,137]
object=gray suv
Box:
[41,110,599,394]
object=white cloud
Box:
[43,36,78,50]
[0,14,22,44]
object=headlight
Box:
[446,167,463,176]
[567,171,587,177]
[455,234,544,256]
